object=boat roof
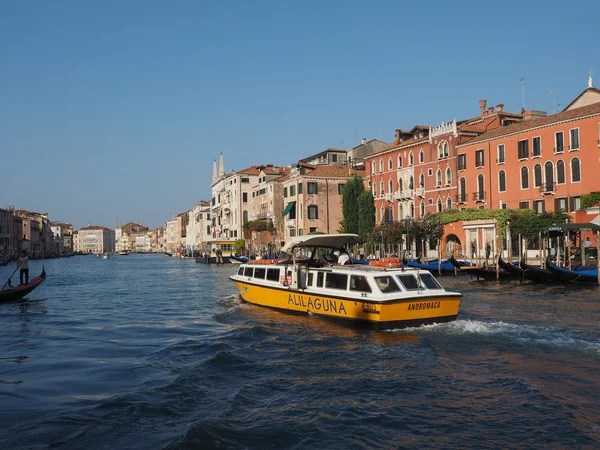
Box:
[281,233,359,252]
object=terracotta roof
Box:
[80,225,114,232]
[366,136,430,158]
[299,148,347,163]
[458,102,600,147]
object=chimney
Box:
[488,106,494,114]
[496,104,504,112]
[395,129,401,143]
[361,138,366,145]
[523,110,548,121]
[479,100,487,116]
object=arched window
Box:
[460,177,466,203]
[557,160,565,184]
[398,178,403,192]
[533,164,542,187]
[419,149,424,163]
[380,181,384,196]
[521,167,529,189]
[409,152,414,166]
[420,201,425,216]
[410,202,415,218]
[206,225,210,234]
[388,158,393,171]
[389,179,394,194]
[380,205,384,223]
[446,197,452,210]
[477,174,485,200]
[388,205,394,222]
[436,169,442,187]
[398,155,403,168]
[498,170,506,192]
[445,167,452,185]
[243,210,248,223]
[371,161,375,174]
[373,183,377,197]
[419,172,425,187]
[409,175,414,190]
[398,203,404,219]
[444,141,449,157]
[544,161,554,191]
[379,159,384,173]
[437,198,443,212]
[571,157,581,182]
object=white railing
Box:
[416,187,425,197]
[402,189,414,198]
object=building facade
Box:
[77,225,115,254]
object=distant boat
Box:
[519,260,557,283]
[0,267,46,302]
[0,260,8,267]
[103,253,111,259]
[117,250,129,256]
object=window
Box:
[371,162,375,174]
[445,167,451,185]
[396,274,420,290]
[379,159,383,173]
[243,210,249,223]
[241,177,249,183]
[477,174,485,201]
[519,201,530,209]
[254,268,266,279]
[398,155,403,168]
[532,137,541,157]
[459,178,466,203]
[398,203,403,218]
[284,187,288,198]
[570,196,581,211]
[409,152,414,166]
[332,153,338,163]
[389,179,394,194]
[437,199,442,212]
[498,170,506,192]
[244,267,254,277]
[309,227,317,233]
[375,276,401,293]
[388,205,394,222]
[242,192,248,202]
[289,228,296,237]
[316,271,324,287]
[350,275,371,293]
[557,160,565,184]
[427,168,432,177]
[290,185,296,196]
[307,182,318,194]
[555,132,564,153]
[308,205,319,219]
[337,184,345,195]
[379,205,384,223]
[521,166,529,189]
[500,202,507,209]
[533,200,544,214]
[419,173,424,187]
[380,181,384,196]
[458,154,467,170]
[419,149,424,163]
[388,158,393,170]
[475,149,484,167]
[571,158,581,182]
[533,164,542,187]
[325,273,348,290]
[518,140,529,159]
[398,178,403,191]
[409,176,414,190]
[298,182,303,194]
[410,202,414,218]
[372,183,376,197]
[544,162,554,192]
[569,128,580,150]
[554,197,567,212]
[420,201,425,216]
[497,144,505,163]
[436,169,442,187]
[446,197,452,210]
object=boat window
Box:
[237,266,244,276]
[374,276,401,293]
[317,271,324,287]
[254,268,266,279]
[266,268,280,282]
[350,275,372,293]
[419,273,442,289]
[244,267,254,277]
[307,272,314,286]
[396,274,420,290]
[325,273,348,290]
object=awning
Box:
[548,223,600,232]
[282,201,296,217]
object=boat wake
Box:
[398,319,600,357]
[217,294,243,310]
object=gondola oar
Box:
[1,262,21,291]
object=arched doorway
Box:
[444,234,462,257]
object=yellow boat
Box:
[230,234,462,329]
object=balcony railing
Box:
[472,191,486,202]
[456,194,467,204]
[394,191,403,201]
[402,189,414,199]
[384,193,393,202]
[540,182,556,194]
[415,187,425,197]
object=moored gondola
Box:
[547,261,599,283]
[519,260,559,283]
[449,255,518,281]
[0,267,46,302]
[407,258,457,274]
[498,255,524,278]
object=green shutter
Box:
[284,187,288,197]
[314,183,318,194]
[298,183,303,194]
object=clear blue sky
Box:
[1,0,598,229]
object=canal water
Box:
[1,255,599,449]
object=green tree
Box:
[235,239,246,254]
[420,213,444,245]
[342,175,364,234]
[357,190,375,242]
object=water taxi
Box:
[230,234,462,329]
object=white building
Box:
[77,225,115,254]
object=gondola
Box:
[0,267,46,302]
[406,258,458,274]
[547,261,599,283]
[449,255,518,280]
[498,255,524,278]
[519,260,559,283]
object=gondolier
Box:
[17,251,29,286]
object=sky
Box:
[1,0,599,229]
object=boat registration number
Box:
[361,302,379,314]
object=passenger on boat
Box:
[338,248,350,265]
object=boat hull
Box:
[231,279,461,329]
[0,269,46,302]
[547,262,598,283]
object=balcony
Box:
[287,218,296,228]
[540,182,556,195]
[394,191,403,200]
[472,191,486,203]
[402,189,414,199]
[456,194,467,205]
[384,192,393,202]
[415,187,425,197]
